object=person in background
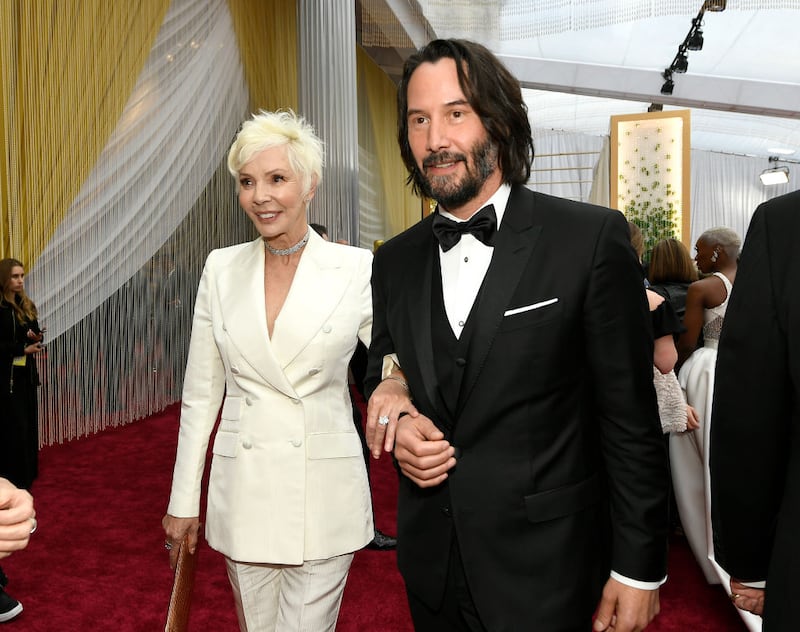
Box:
[648,238,698,325]
[364,39,668,631]
[627,224,698,436]
[711,190,800,629]
[627,221,649,285]
[670,226,740,585]
[0,258,43,623]
[163,110,399,631]
[309,222,397,551]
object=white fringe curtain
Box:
[25,0,251,443]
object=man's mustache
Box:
[422,152,466,169]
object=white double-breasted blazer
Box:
[167,231,374,564]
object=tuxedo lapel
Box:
[400,222,443,419]
[216,239,296,397]
[270,234,348,368]
[458,187,542,413]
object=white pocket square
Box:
[504,298,559,317]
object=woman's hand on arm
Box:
[162,514,201,570]
[366,372,418,459]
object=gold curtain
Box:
[0,0,169,264]
[227,0,298,113]
[357,46,421,235]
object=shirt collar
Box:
[438,183,512,229]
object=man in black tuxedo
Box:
[364,39,669,631]
[710,189,800,630]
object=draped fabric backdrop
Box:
[0,0,787,445]
[0,0,414,444]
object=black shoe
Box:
[0,566,7,588]
[366,529,397,551]
[0,587,22,623]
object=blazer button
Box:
[242,439,252,449]
[292,398,301,405]
[291,439,302,448]
[308,368,320,376]
[245,397,253,406]
[231,366,241,374]
[322,324,332,333]
[455,358,466,367]
[441,506,451,517]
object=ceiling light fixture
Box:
[759,166,789,186]
[687,25,704,50]
[659,3,725,96]
[660,70,674,95]
[760,155,800,185]
[703,0,726,11]
[673,52,689,73]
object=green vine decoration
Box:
[617,123,681,259]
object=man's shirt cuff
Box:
[610,571,666,590]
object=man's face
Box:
[406,58,500,217]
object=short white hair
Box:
[227,109,324,195]
[699,226,741,259]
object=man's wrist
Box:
[382,375,409,390]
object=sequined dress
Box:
[670,272,732,584]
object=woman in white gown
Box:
[671,227,740,583]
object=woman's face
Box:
[694,237,718,274]
[237,145,315,246]
[5,266,25,295]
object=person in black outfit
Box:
[0,258,44,623]
[648,238,698,324]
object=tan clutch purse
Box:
[165,535,199,632]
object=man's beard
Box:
[416,138,499,210]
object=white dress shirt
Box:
[438,184,511,338]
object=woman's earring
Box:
[711,250,719,263]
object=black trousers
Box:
[406,537,488,632]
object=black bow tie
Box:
[431,204,497,252]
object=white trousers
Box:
[225,553,354,632]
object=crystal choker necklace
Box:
[264,228,310,256]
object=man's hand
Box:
[394,415,456,488]
[593,577,660,631]
[730,579,764,616]
[366,377,418,459]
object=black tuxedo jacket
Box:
[711,190,800,631]
[367,185,669,630]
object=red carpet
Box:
[2,403,748,630]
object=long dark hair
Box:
[0,258,38,324]
[397,39,534,196]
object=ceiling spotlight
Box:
[687,28,704,50]
[660,69,674,95]
[759,166,789,186]
[673,52,689,73]
[703,0,726,11]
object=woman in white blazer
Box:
[162,110,396,631]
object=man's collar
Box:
[438,183,512,228]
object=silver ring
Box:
[29,517,37,534]
[164,540,173,551]
[378,415,390,426]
